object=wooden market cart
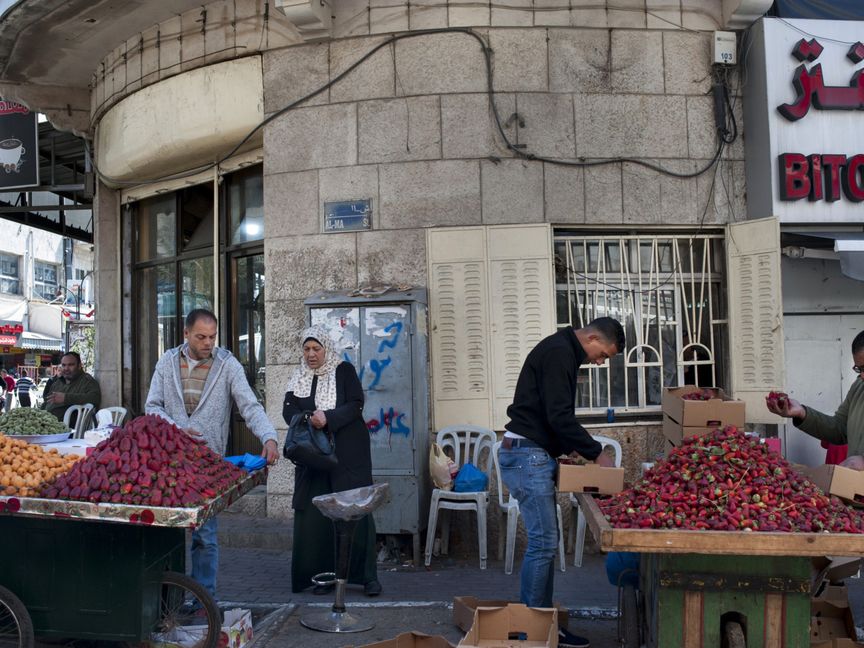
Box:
[577,493,864,648]
[0,468,267,648]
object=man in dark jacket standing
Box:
[499,317,625,648]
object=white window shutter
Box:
[726,217,785,424]
[487,224,556,429]
[427,227,492,429]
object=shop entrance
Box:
[227,251,265,456]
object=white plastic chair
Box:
[64,403,95,440]
[424,425,496,570]
[95,406,128,427]
[492,440,566,575]
[569,435,623,567]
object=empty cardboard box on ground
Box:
[661,386,745,445]
[458,604,558,648]
[556,463,624,494]
[803,465,864,506]
[452,597,568,632]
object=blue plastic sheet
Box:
[225,453,267,472]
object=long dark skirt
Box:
[291,470,378,593]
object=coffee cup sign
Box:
[0,138,24,171]
[0,98,38,188]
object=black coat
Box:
[283,362,373,510]
[505,327,603,460]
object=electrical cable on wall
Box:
[88,26,735,188]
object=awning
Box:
[18,331,63,351]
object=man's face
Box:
[185,318,217,360]
[583,334,619,366]
[60,355,82,380]
[855,349,864,381]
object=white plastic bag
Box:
[429,443,456,490]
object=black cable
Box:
[90,27,731,187]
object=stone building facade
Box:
[0,0,777,540]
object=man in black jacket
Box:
[499,317,625,648]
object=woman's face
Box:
[303,339,326,370]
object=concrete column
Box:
[93,180,122,406]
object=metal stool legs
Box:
[301,519,374,633]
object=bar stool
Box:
[300,483,389,634]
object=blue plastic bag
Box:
[225,453,267,472]
[453,462,488,492]
[605,551,640,588]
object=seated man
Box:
[42,352,101,423]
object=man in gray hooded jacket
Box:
[146,308,279,597]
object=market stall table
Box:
[576,493,864,648]
[0,467,267,647]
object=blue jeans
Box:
[498,445,558,608]
[191,516,219,597]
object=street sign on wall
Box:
[0,99,38,190]
[323,199,372,233]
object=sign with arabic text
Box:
[0,100,38,190]
[324,199,372,233]
[744,19,864,222]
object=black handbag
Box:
[282,411,338,471]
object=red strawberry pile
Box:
[600,426,864,534]
[681,389,717,401]
[39,414,244,508]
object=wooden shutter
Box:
[427,224,555,430]
[428,227,492,428]
[726,217,785,424]
[487,225,556,429]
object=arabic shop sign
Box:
[745,19,864,222]
[0,99,38,190]
[323,199,372,233]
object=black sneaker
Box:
[558,627,590,648]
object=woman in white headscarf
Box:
[283,325,381,596]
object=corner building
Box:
[0,0,782,523]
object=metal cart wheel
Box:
[153,571,221,648]
[723,620,746,648]
[0,584,34,648]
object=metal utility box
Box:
[305,287,430,561]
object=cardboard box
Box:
[661,386,745,445]
[813,584,850,608]
[811,601,856,642]
[662,414,716,446]
[351,631,456,648]
[453,597,568,632]
[221,608,253,648]
[459,605,558,648]
[802,465,864,506]
[556,463,624,495]
[811,556,862,589]
[147,608,252,648]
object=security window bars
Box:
[555,233,727,414]
[0,253,19,294]
[33,261,59,301]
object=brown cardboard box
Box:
[556,463,624,494]
[453,597,568,632]
[661,386,745,445]
[813,584,850,608]
[459,605,558,648]
[350,632,456,648]
[811,601,856,642]
[662,414,716,446]
[802,465,864,506]
[811,556,862,590]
